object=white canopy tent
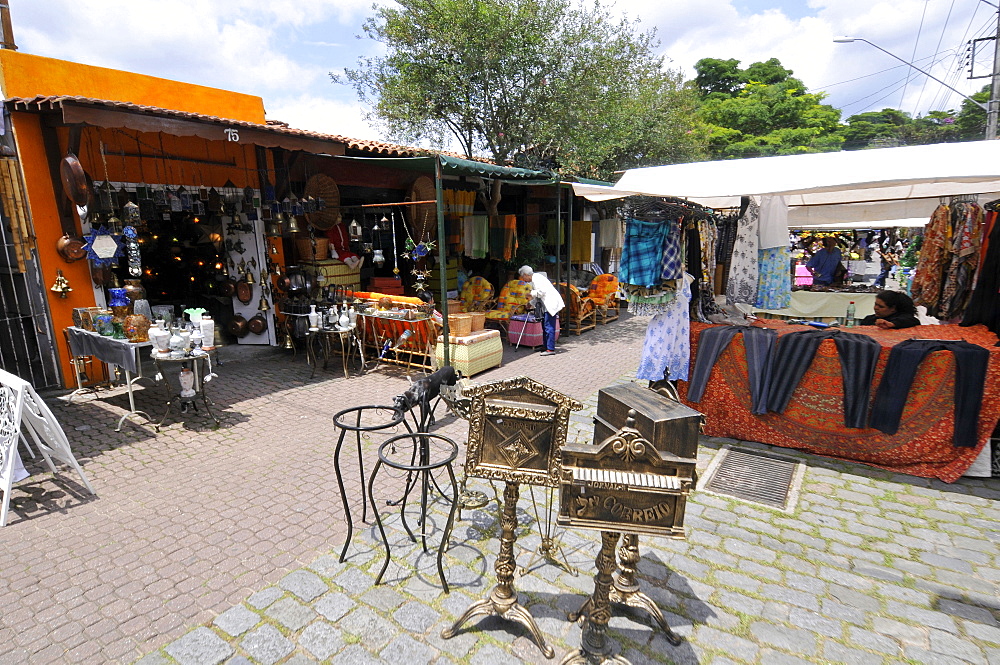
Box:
[576,140,1000,225]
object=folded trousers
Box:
[767,329,881,429]
[869,339,989,447]
[687,325,777,415]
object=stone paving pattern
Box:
[2,312,999,664]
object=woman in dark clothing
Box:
[859,290,920,330]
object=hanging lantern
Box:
[50,270,72,298]
[349,217,362,239]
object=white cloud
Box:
[9,0,991,145]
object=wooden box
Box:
[593,383,702,459]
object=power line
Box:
[914,0,958,112]
[900,0,932,108]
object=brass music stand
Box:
[442,376,581,659]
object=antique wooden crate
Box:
[593,383,702,459]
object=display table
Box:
[152,354,220,431]
[678,321,1000,482]
[358,311,438,371]
[753,291,877,322]
[434,329,503,376]
[65,327,153,431]
[306,326,365,379]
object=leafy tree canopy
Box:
[691,58,843,159]
[340,0,703,179]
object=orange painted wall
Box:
[0,48,271,387]
[0,51,265,123]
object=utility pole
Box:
[0,2,16,51]
[988,3,1000,139]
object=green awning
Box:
[562,176,615,187]
[332,154,557,184]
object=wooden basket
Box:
[447,314,473,337]
[468,311,486,332]
[295,237,329,261]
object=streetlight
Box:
[834,37,994,138]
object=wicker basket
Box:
[467,311,486,332]
[295,236,329,261]
[447,314,473,337]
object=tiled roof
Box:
[4,95,450,158]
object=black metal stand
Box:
[332,405,407,563]
[369,432,459,592]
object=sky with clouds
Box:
[10,0,998,145]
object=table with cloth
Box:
[753,291,877,322]
[677,320,1000,482]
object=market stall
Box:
[572,141,1000,480]
[677,320,1000,482]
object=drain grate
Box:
[703,448,800,510]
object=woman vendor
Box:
[859,290,920,330]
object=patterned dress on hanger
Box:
[636,273,694,382]
[755,246,792,310]
[911,204,950,312]
[725,199,760,306]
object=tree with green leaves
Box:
[340,0,702,180]
[691,57,843,159]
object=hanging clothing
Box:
[911,204,951,313]
[636,274,693,382]
[869,339,989,447]
[464,215,489,259]
[599,218,623,248]
[938,203,984,320]
[725,199,760,306]
[620,218,672,289]
[961,210,1000,334]
[686,324,777,415]
[625,284,677,316]
[755,246,791,310]
[659,219,683,281]
[757,195,789,250]
[571,221,592,262]
[490,214,517,260]
[766,329,881,429]
[716,213,739,295]
[546,218,564,245]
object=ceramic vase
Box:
[108,287,130,310]
[169,330,185,358]
[124,313,151,342]
[123,279,146,304]
[308,304,319,330]
[339,307,351,330]
[95,312,115,336]
[151,322,171,356]
[178,367,196,398]
[348,306,357,328]
[110,305,129,339]
[200,316,215,349]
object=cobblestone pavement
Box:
[3,313,1000,665]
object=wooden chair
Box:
[484,278,532,333]
[459,276,495,312]
[558,283,597,335]
[588,273,620,324]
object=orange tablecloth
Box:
[678,320,1000,482]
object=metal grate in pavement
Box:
[701,447,802,511]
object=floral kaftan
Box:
[636,273,694,382]
[725,200,760,306]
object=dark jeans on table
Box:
[766,329,881,429]
[869,339,989,447]
[686,325,777,415]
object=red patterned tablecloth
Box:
[678,320,1000,482]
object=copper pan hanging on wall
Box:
[235,279,253,305]
[60,153,90,206]
[228,314,250,338]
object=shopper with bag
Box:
[519,265,564,356]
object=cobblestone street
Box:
[3,313,1000,665]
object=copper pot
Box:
[56,234,87,263]
[235,280,253,305]
[221,278,237,298]
[228,314,249,338]
[247,313,268,335]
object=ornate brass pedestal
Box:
[569,533,681,646]
[441,481,554,658]
[560,531,629,665]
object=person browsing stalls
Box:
[519,265,564,356]
[805,236,842,286]
[858,290,920,330]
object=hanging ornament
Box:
[123,226,142,277]
[123,200,140,224]
[50,270,72,298]
[83,225,124,268]
[390,211,400,277]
